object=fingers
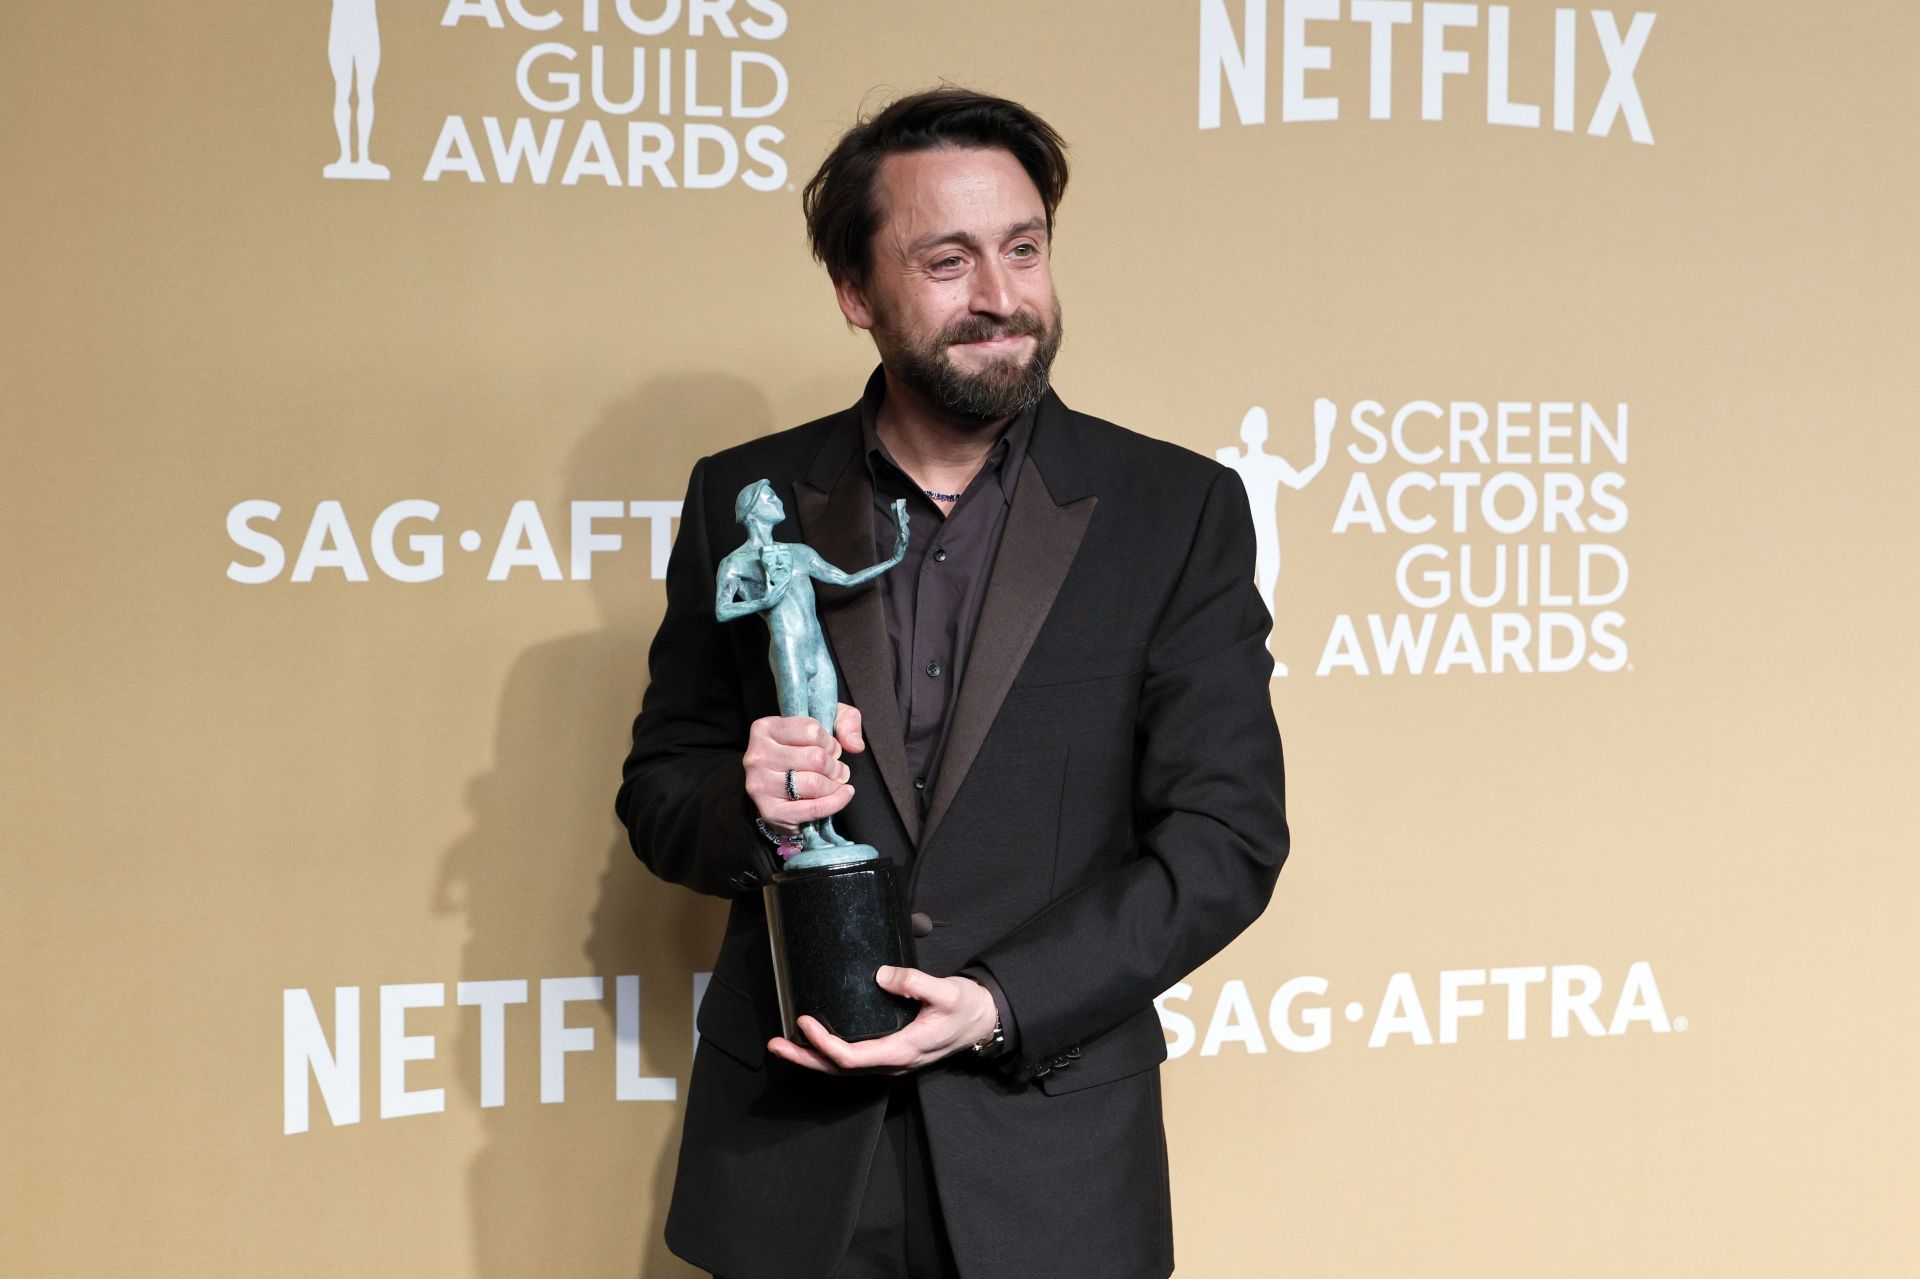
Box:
[745,770,855,827]
[778,787,856,826]
[769,971,976,1075]
[753,714,844,759]
[873,964,949,1008]
[793,1016,913,1075]
[767,1034,844,1075]
[835,704,866,755]
[745,714,855,825]
[747,746,846,784]
[752,766,843,801]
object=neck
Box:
[873,367,1012,497]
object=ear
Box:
[833,274,876,332]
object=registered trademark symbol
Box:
[1627,663,1636,672]
[1674,1015,1688,1031]
[786,183,795,191]
[1343,1001,1364,1023]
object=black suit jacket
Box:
[617,383,1289,1279]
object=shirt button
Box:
[913,775,926,791]
[932,548,948,562]
[925,660,942,678]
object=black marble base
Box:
[763,859,916,1043]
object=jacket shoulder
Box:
[1056,404,1232,501]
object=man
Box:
[618,87,1289,1279]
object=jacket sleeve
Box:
[615,457,778,897]
[971,466,1289,1077]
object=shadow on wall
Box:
[433,373,773,1279]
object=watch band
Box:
[970,1014,1005,1056]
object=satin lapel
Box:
[920,454,1096,851]
[795,462,920,847]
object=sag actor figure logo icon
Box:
[324,0,390,180]
[1218,398,1336,676]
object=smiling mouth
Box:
[955,333,1031,349]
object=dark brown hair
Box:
[801,87,1070,287]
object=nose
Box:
[969,253,1014,317]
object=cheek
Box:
[1015,269,1055,309]
[919,297,972,337]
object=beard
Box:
[873,294,1065,425]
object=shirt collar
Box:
[857,365,1034,508]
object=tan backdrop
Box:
[5,2,1917,1275]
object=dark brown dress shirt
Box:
[859,378,1035,808]
[856,369,1036,1055]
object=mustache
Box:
[940,311,1047,347]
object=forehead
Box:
[873,147,1045,249]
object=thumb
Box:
[873,964,931,1002]
[836,703,866,754]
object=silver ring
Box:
[784,769,798,801]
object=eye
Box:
[1010,242,1036,258]
[931,254,965,272]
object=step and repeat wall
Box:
[5,2,1915,1276]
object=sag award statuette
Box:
[715,480,916,1042]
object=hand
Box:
[743,703,865,830]
[767,966,999,1075]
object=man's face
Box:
[836,146,1063,425]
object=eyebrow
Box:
[906,218,1048,257]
